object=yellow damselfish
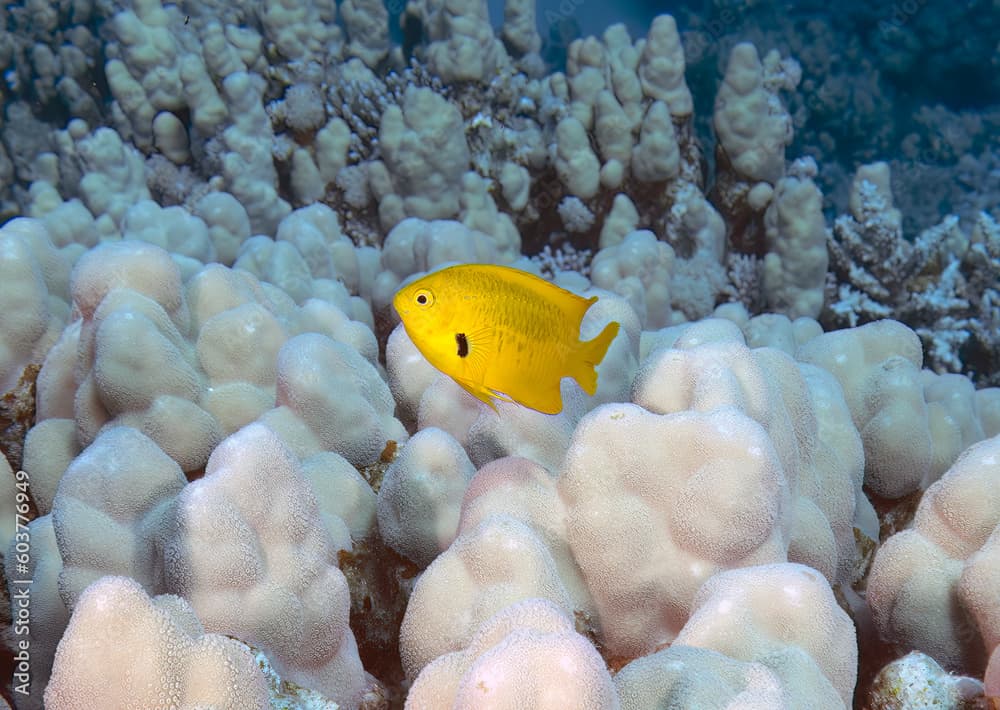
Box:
[393,263,620,415]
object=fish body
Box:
[393,263,620,414]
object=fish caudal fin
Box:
[571,320,620,395]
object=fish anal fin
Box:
[572,320,621,395]
[460,375,563,416]
[497,380,563,415]
[471,341,567,415]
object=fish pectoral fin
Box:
[463,326,494,363]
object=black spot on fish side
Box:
[455,333,469,358]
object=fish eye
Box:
[414,289,434,307]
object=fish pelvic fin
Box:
[572,320,620,395]
[454,375,500,412]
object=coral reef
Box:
[0,1,998,709]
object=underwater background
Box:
[0,0,998,708]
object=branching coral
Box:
[825,163,1000,385]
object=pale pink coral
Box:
[406,599,618,710]
[676,563,857,707]
[558,403,791,657]
[45,576,269,709]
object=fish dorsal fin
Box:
[576,294,600,323]
[470,264,597,323]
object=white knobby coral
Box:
[377,426,476,567]
[399,515,574,680]
[164,422,369,707]
[797,319,933,498]
[633,327,863,583]
[51,426,187,608]
[868,434,1000,672]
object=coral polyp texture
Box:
[0,1,998,708]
